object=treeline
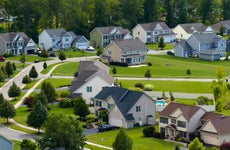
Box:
[0,0,229,42]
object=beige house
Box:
[103,38,148,65]
[89,26,132,48]
[70,60,114,104]
[132,22,176,43]
[172,23,213,40]
[200,115,230,146]
[159,102,206,140]
[94,87,156,128]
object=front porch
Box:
[121,54,146,65]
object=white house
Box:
[132,22,176,43]
[70,60,114,104]
[73,35,89,50]
[172,23,213,40]
[94,87,156,128]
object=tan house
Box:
[172,23,213,40]
[70,60,114,104]
[132,22,176,43]
[159,102,206,140]
[94,87,156,128]
[212,20,230,35]
[200,114,230,146]
[103,38,148,65]
[89,26,132,48]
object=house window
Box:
[147,32,151,36]
[52,38,56,42]
[96,101,102,107]
[179,131,187,138]
[171,119,176,124]
[147,38,151,42]
[65,38,69,42]
[138,31,140,35]
[160,117,168,124]
[154,31,158,35]
[136,106,141,112]
[86,86,92,92]
[108,103,113,109]
[108,50,112,55]
[177,121,186,128]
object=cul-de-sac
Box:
[0,1,230,150]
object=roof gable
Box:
[179,23,208,33]
[111,38,147,51]
[139,22,170,31]
[45,28,67,38]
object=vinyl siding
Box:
[90,29,103,48]
[132,25,147,43]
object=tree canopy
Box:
[73,97,90,121]
[0,100,16,123]
[113,128,133,150]
[29,66,38,79]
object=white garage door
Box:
[201,132,219,146]
[109,118,122,127]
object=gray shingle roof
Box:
[179,23,208,33]
[0,32,30,43]
[112,38,147,51]
[70,60,113,94]
[45,28,67,37]
[212,20,230,31]
[94,87,144,120]
[139,22,170,31]
[192,33,221,44]
[177,40,192,50]
[95,26,130,35]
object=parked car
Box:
[34,59,40,63]
[98,124,114,132]
[49,52,56,57]
[86,46,95,51]
[167,50,175,56]
[0,56,6,62]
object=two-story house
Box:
[212,20,230,35]
[132,22,176,43]
[70,60,114,104]
[159,102,206,140]
[174,33,226,61]
[38,28,89,50]
[89,26,132,48]
[172,23,213,40]
[94,87,156,128]
[0,32,36,55]
[103,38,148,65]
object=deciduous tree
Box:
[73,97,90,121]
[5,61,13,77]
[0,100,16,123]
[41,82,56,104]
[58,51,66,62]
[144,69,151,79]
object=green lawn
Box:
[120,80,212,93]
[36,78,72,89]
[86,126,183,150]
[146,43,175,50]
[111,55,230,78]
[52,62,79,76]
[40,62,62,74]
[11,140,21,150]
[54,49,96,58]
[6,55,52,62]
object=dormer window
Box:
[52,38,56,42]
[65,38,69,42]
[171,119,176,124]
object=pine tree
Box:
[113,128,133,150]
[0,93,5,104]
[22,75,32,84]
[158,36,165,50]
[12,62,16,71]
[27,101,48,133]
[19,53,26,67]
[188,137,204,150]
[41,82,56,104]
[112,67,117,77]
[5,61,13,77]
[29,66,38,79]
[73,97,90,121]
[144,69,151,79]
[33,90,48,107]
[8,82,21,99]
[0,70,6,82]
[58,51,66,61]
[43,62,47,69]
[0,100,16,123]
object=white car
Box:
[86,46,95,51]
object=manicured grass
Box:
[36,78,72,89]
[86,126,182,150]
[54,49,96,58]
[52,62,79,76]
[175,99,197,106]
[22,79,39,90]
[6,55,52,62]
[146,43,175,50]
[40,62,62,74]
[11,140,21,150]
[119,80,212,93]
[85,145,107,150]
[111,55,230,78]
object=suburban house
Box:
[89,26,132,48]
[159,102,206,140]
[174,32,226,61]
[172,23,213,40]
[227,37,230,52]
[38,28,89,50]
[132,22,176,43]
[0,135,13,150]
[0,32,36,55]
[102,38,148,65]
[200,115,230,146]
[212,20,230,35]
[94,86,156,128]
[70,60,114,104]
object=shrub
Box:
[22,75,32,84]
[143,126,155,137]
[59,99,73,108]
[220,142,230,150]
[23,96,34,109]
[147,62,152,66]
[20,139,37,150]
[110,61,128,67]
[60,91,70,98]
[144,84,154,91]
[135,83,144,89]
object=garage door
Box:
[109,118,122,127]
[201,132,219,146]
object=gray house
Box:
[0,135,13,150]
[212,20,230,35]
[174,33,226,61]
[0,32,36,55]
[227,37,230,52]
[94,87,156,128]
[39,28,89,50]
